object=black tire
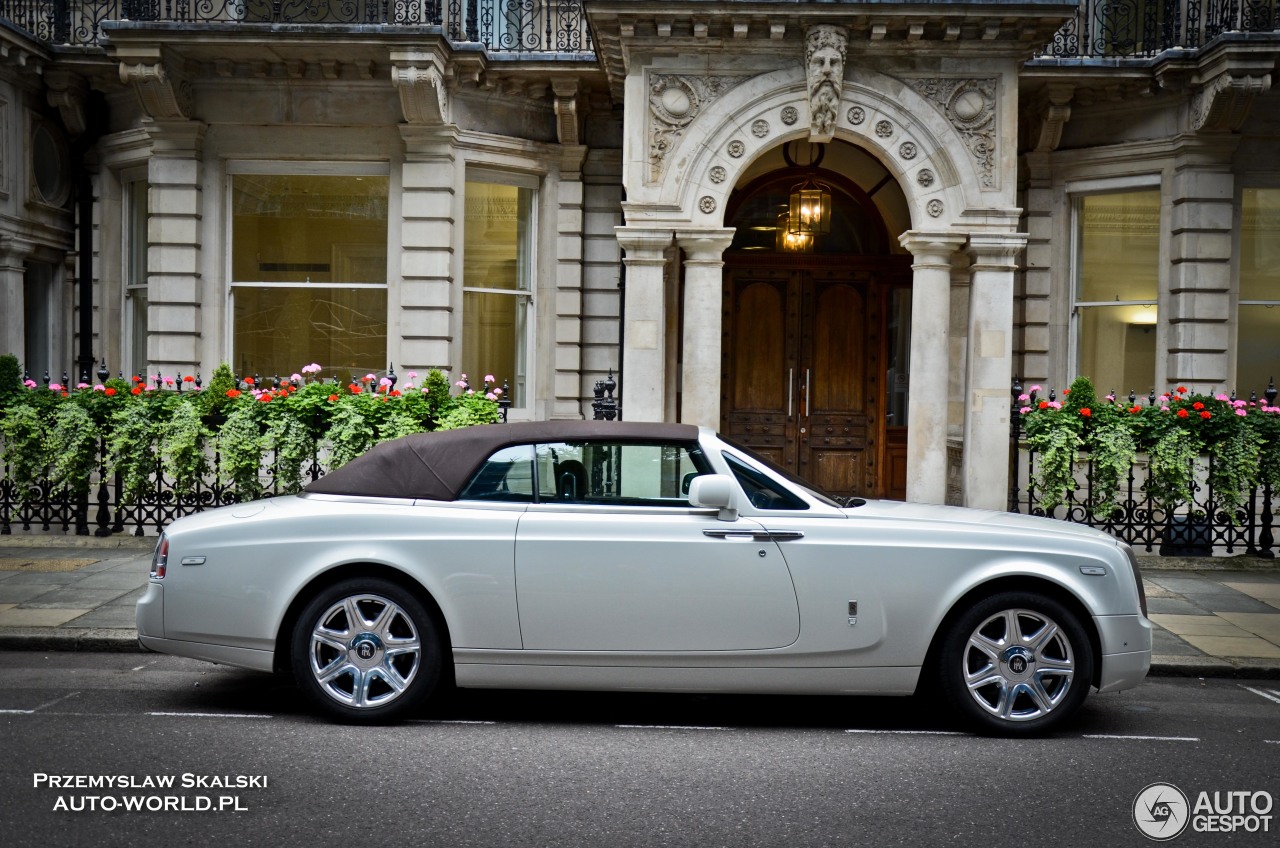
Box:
[938,591,1094,736]
[290,577,442,724]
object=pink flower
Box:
[407,371,418,379]
[364,373,376,382]
[455,381,467,388]
[493,388,503,396]
[1104,394,1115,402]
[1019,406,1031,415]
[484,374,495,384]
[379,377,392,388]
[1161,406,1170,412]
[1215,394,1229,402]
[1029,385,1042,393]
[485,392,497,401]
[1048,401,1062,410]
[163,376,174,385]
[49,383,63,392]
[76,383,88,389]
[23,379,36,388]
[1233,399,1248,408]
[291,373,302,383]
[1017,393,1030,402]
[1235,409,1248,417]
[93,384,105,392]
[402,383,414,391]
[1158,395,1170,404]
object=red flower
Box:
[1176,386,1187,393]
[348,384,361,394]
[258,394,271,403]
[327,394,338,403]
[226,389,241,399]
[1200,411,1212,419]
[131,375,142,383]
[131,386,142,396]
[1080,408,1091,417]
[1192,401,1205,410]
[60,391,69,398]
[243,377,255,386]
[183,375,195,383]
[1038,401,1049,410]
[104,388,116,396]
[1063,389,1071,395]
[390,390,401,397]
[1177,409,1189,418]
[1129,406,1141,414]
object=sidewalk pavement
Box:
[0,535,1278,678]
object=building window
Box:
[230,169,388,379]
[1239,188,1280,397]
[124,179,149,376]
[463,179,534,407]
[1073,190,1160,395]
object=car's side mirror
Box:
[688,474,738,521]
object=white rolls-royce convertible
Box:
[137,420,1151,735]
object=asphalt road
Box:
[0,651,1277,847]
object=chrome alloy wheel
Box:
[961,607,1076,722]
[308,594,422,709]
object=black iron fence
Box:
[1009,385,1278,557]
[1044,0,1280,58]
[0,0,591,51]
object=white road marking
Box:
[616,724,729,731]
[1083,734,1199,742]
[407,719,496,725]
[1241,685,1280,706]
[0,709,34,714]
[145,711,273,719]
[1266,740,1280,745]
[32,691,80,712]
[845,729,965,736]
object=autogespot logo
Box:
[1134,783,1190,841]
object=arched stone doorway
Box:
[718,140,913,499]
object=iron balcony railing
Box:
[1045,0,1280,58]
[0,0,591,52]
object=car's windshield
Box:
[718,436,843,508]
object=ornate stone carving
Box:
[751,119,770,138]
[1033,83,1073,153]
[899,141,917,159]
[847,106,865,125]
[709,165,727,184]
[43,68,88,137]
[648,74,750,177]
[875,120,894,138]
[1192,71,1272,133]
[907,77,999,190]
[727,140,745,158]
[927,199,944,218]
[119,60,193,120]
[392,62,449,125]
[805,25,847,143]
[552,78,581,146]
[699,196,717,214]
[917,169,935,187]
[781,106,799,125]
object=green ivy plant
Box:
[0,404,47,501]
[46,403,99,498]
[218,405,266,501]
[161,402,211,499]
[105,402,159,505]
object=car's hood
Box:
[843,499,1119,545]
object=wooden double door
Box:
[719,258,911,500]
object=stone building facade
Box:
[1,0,1277,509]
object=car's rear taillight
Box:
[151,535,168,579]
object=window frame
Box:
[122,171,149,378]
[224,161,391,379]
[1234,184,1280,397]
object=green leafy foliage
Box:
[0,405,47,501]
[46,404,99,497]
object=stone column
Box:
[1167,137,1239,390]
[144,119,206,379]
[553,145,589,418]
[900,232,967,505]
[964,233,1028,510]
[676,229,735,428]
[616,228,674,421]
[0,237,30,362]
[398,125,460,373]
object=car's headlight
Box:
[1118,541,1146,617]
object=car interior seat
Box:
[554,459,588,501]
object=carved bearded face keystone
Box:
[805,26,847,142]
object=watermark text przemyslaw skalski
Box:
[1134,782,1274,840]
[32,773,267,812]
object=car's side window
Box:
[534,441,708,506]
[458,444,536,502]
[723,453,809,510]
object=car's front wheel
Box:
[290,578,441,723]
[939,591,1094,736]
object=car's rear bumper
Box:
[1095,613,1153,693]
[136,580,163,637]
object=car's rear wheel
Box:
[290,577,441,723]
[939,591,1093,736]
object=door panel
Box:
[514,510,800,651]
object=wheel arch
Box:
[273,562,455,684]
[917,575,1102,693]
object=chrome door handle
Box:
[703,529,805,541]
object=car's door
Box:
[514,440,801,652]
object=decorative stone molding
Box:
[804,24,847,143]
[119,58,193,121]
[917,169,935,187]
[43,68,88,137]
[552,78,582,146]
[708,165,727,184]
[1191,70,1271,133]
[906,77,998,190]
[391,51,449,126]
[847,105,865,125]
[781,106,798,125]
[751,119,770,138]
[1032,83,1073,153]
[647,73,749,180]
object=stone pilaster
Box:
[1018,152,1054,386]
[143,119,205,378]
[900,232,967,505]
[676,229,735,428]
[964,233,1027,510]
[553,145,588,418]
[398,125,459,373]
[616,228,675,422]
[0,236,31,361]
[580,150,624,417]
[1167,137,1239,390]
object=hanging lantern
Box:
[788,176,832,236]
[775,210,813,252]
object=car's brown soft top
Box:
[303,419,701,501]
